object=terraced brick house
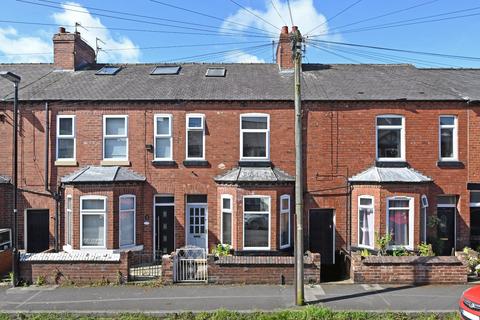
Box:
[1,26,480,280]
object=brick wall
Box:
[0,184,12,229]
[19,251,129,285]
[161,252,320,285]
[351,252,468,284]
[0,249,12,276]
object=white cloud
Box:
[0,27,52,63]
[227,51,266,63]
[52,2,140,63]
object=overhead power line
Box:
[310,39,480,62]
[228,0,280,30]
[286,0,295,26]
[149,0,275,35]
[17,0,274,39]
[271,0,288,26]
[305,0,364,35]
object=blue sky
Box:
[1,0,480,67]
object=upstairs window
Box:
[186,114,205,160]
[240,114,269,160]
[154,114,172,161]
[103,115,128,160]
[56,115,75,160]
[439,116,458,161]
[376,115,405,161]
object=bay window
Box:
[186,114,205,160]
[280,195,290,249]
[439,115,458,161]
[358,196,374,248]
[65,195,73,246]
[221,195,233,245]
[243,196,270,250]
[119,195,136,247]
[387,197,413,249]
[240,114,269,160]
[80,196,107,248]
[376,115,405,161]
[103,115,128,160]
[56,115,75,160]
[154,114,172,161]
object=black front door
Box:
[437,207,455,255]
[155,205,174,260]
[309,209,334,265]
[26,209,49,253]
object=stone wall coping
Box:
[20,251,121,262]
[214,254,317,265]
[361,255,463,265]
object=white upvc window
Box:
[56,115,75,160]
[220,194,233,246]
[119,194,136,248]
[65,195,73,246]
[358,196,374,249]
[103,115,128,160]
[386,197,414,250]
[280,194,291,249]
[240,114,270,161]
[376,115,405,161]
[80,196,107,249]
[154,114,173,161]
[243,195,270,250]
[186,114,205,160]
[439,115,458,161]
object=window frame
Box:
[438,115,458,161]
[154,114,173,161]
[386,196,414,250]
[420,195,429,243]
[80,195,107,249]
[240,113,270,161]
[103,115,129,161]
[119,194,136,248]
[376,115,405,162]
[185,113,205,160]
[279,194,291,249]
[65,195,73,247]
[243,195,271,251]
[56,115,76,161]
[357,195,375,249]
[220,194,233,246]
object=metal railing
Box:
[129,253,161,281]
[173,246,208,283]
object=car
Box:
[459,286,480,320]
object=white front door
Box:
[186,204,208,250]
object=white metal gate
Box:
[173,246,208,283]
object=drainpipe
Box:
[54,186,62,252]
[44,102,49,192]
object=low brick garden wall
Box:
[0,249,12,276]
[162,252,320,285]
[19,251,130,285]
[351,252,468,284]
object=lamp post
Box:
[0,71,21,287]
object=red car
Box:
[460,286,480,320]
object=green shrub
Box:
[418,242,435,256]
[211,244,232,257]
[375,233,392,256]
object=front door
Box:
[26,209,49,253]
[437,207,455,255]
[309,209,334,265]
[186,204,208,250]
[155,205,175,259]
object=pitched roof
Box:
[349,165,432,183]
[0,175,11,184]
[61,166,146,184]
[214,166,294,184]
[1,63,479,102]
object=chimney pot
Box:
[58,27,66,33]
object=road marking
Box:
[15,291,42,310]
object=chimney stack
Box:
[53,27,96,71]
[276,26,295,71]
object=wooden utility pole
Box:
[292,27,304,306]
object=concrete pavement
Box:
[0,283,472,314]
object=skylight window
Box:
[151,66,181,75]
[96,66,121,75]
[205,68,226,77]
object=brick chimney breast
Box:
[276,26,294,71]
[53,27,96,71]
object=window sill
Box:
[101,160,131,166]
[238,160,272,167]
[437,160,464,169]
[152,160,177,167]
[55,160,78,167]
[63,245,144,253]
[375,160,408,168]
[183,160,210,167]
